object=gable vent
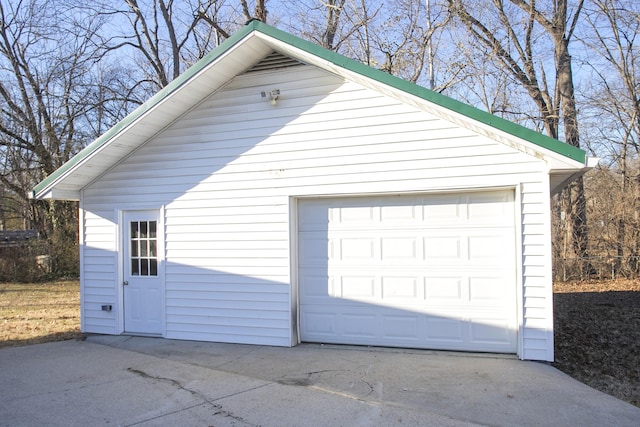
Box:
[245,51,304,73]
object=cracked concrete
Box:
[1,336,639,426]
[124,366,256,427]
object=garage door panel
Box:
[342,313,378,338]
[424,236,462,260]
[328,230,514,266]
[382,314,421,340]
[469,276,510,303]
[306,270,510,307]
[381,276,420,299]
[467,233,513,261]
[298,203,330,231]
[299,234,330,265]
[381,237,419,260]
[299,271,331,298]
[424,276,465,300]
[380,203,422,223]
[467,192,514,220]
[423,195,464,223]
[301,305,516,352]
[336,205,376,224]
[302,312,338,338]
[425,317,465,342]
[340,275,376,298]
[469,318,515,345]
[339,238,376,260]
[298,191,517,353]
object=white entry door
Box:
[298,191,518,353]
[123,210,163,335]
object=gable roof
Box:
[33,20,595,200]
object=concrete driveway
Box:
[1,336,638,426]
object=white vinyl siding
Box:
[80,64,554,359]
[80,210,118,334]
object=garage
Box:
[35,21,594,360]
[298,190,518,353]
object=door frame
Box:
[117,207,166,336]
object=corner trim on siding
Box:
[78,193,86,333]
[116,209,125,335]
[289,196,300,347]
[514,184,526,360]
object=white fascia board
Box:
[32,188,80,201]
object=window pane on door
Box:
[130,220,158,276]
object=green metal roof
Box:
[34,20,587,198]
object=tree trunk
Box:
[557,41,589,261]
[554,8,591,263]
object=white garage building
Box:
[33,21,595,361]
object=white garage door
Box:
[298,191,517,353]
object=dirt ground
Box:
[553,279,640,407]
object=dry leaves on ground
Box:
[553,279,640,407]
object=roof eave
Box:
[31,188,80,201]
[550,156,599,195]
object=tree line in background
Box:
[0,0,638,281]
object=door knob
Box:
[123,281,129,286]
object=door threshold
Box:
[122,332,163,337]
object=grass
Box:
[0,280,82,348]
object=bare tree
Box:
[580,0,640,273]
[282,0,361,51]
[280,1,457,91]
[198,0,269,43]
[0,0,116,275]
[448,0,590,263]
[451,40,522,118]
[105,0,219,92]
[288,0,376,53]
[369,0,450,84]
[240,0,268,22]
